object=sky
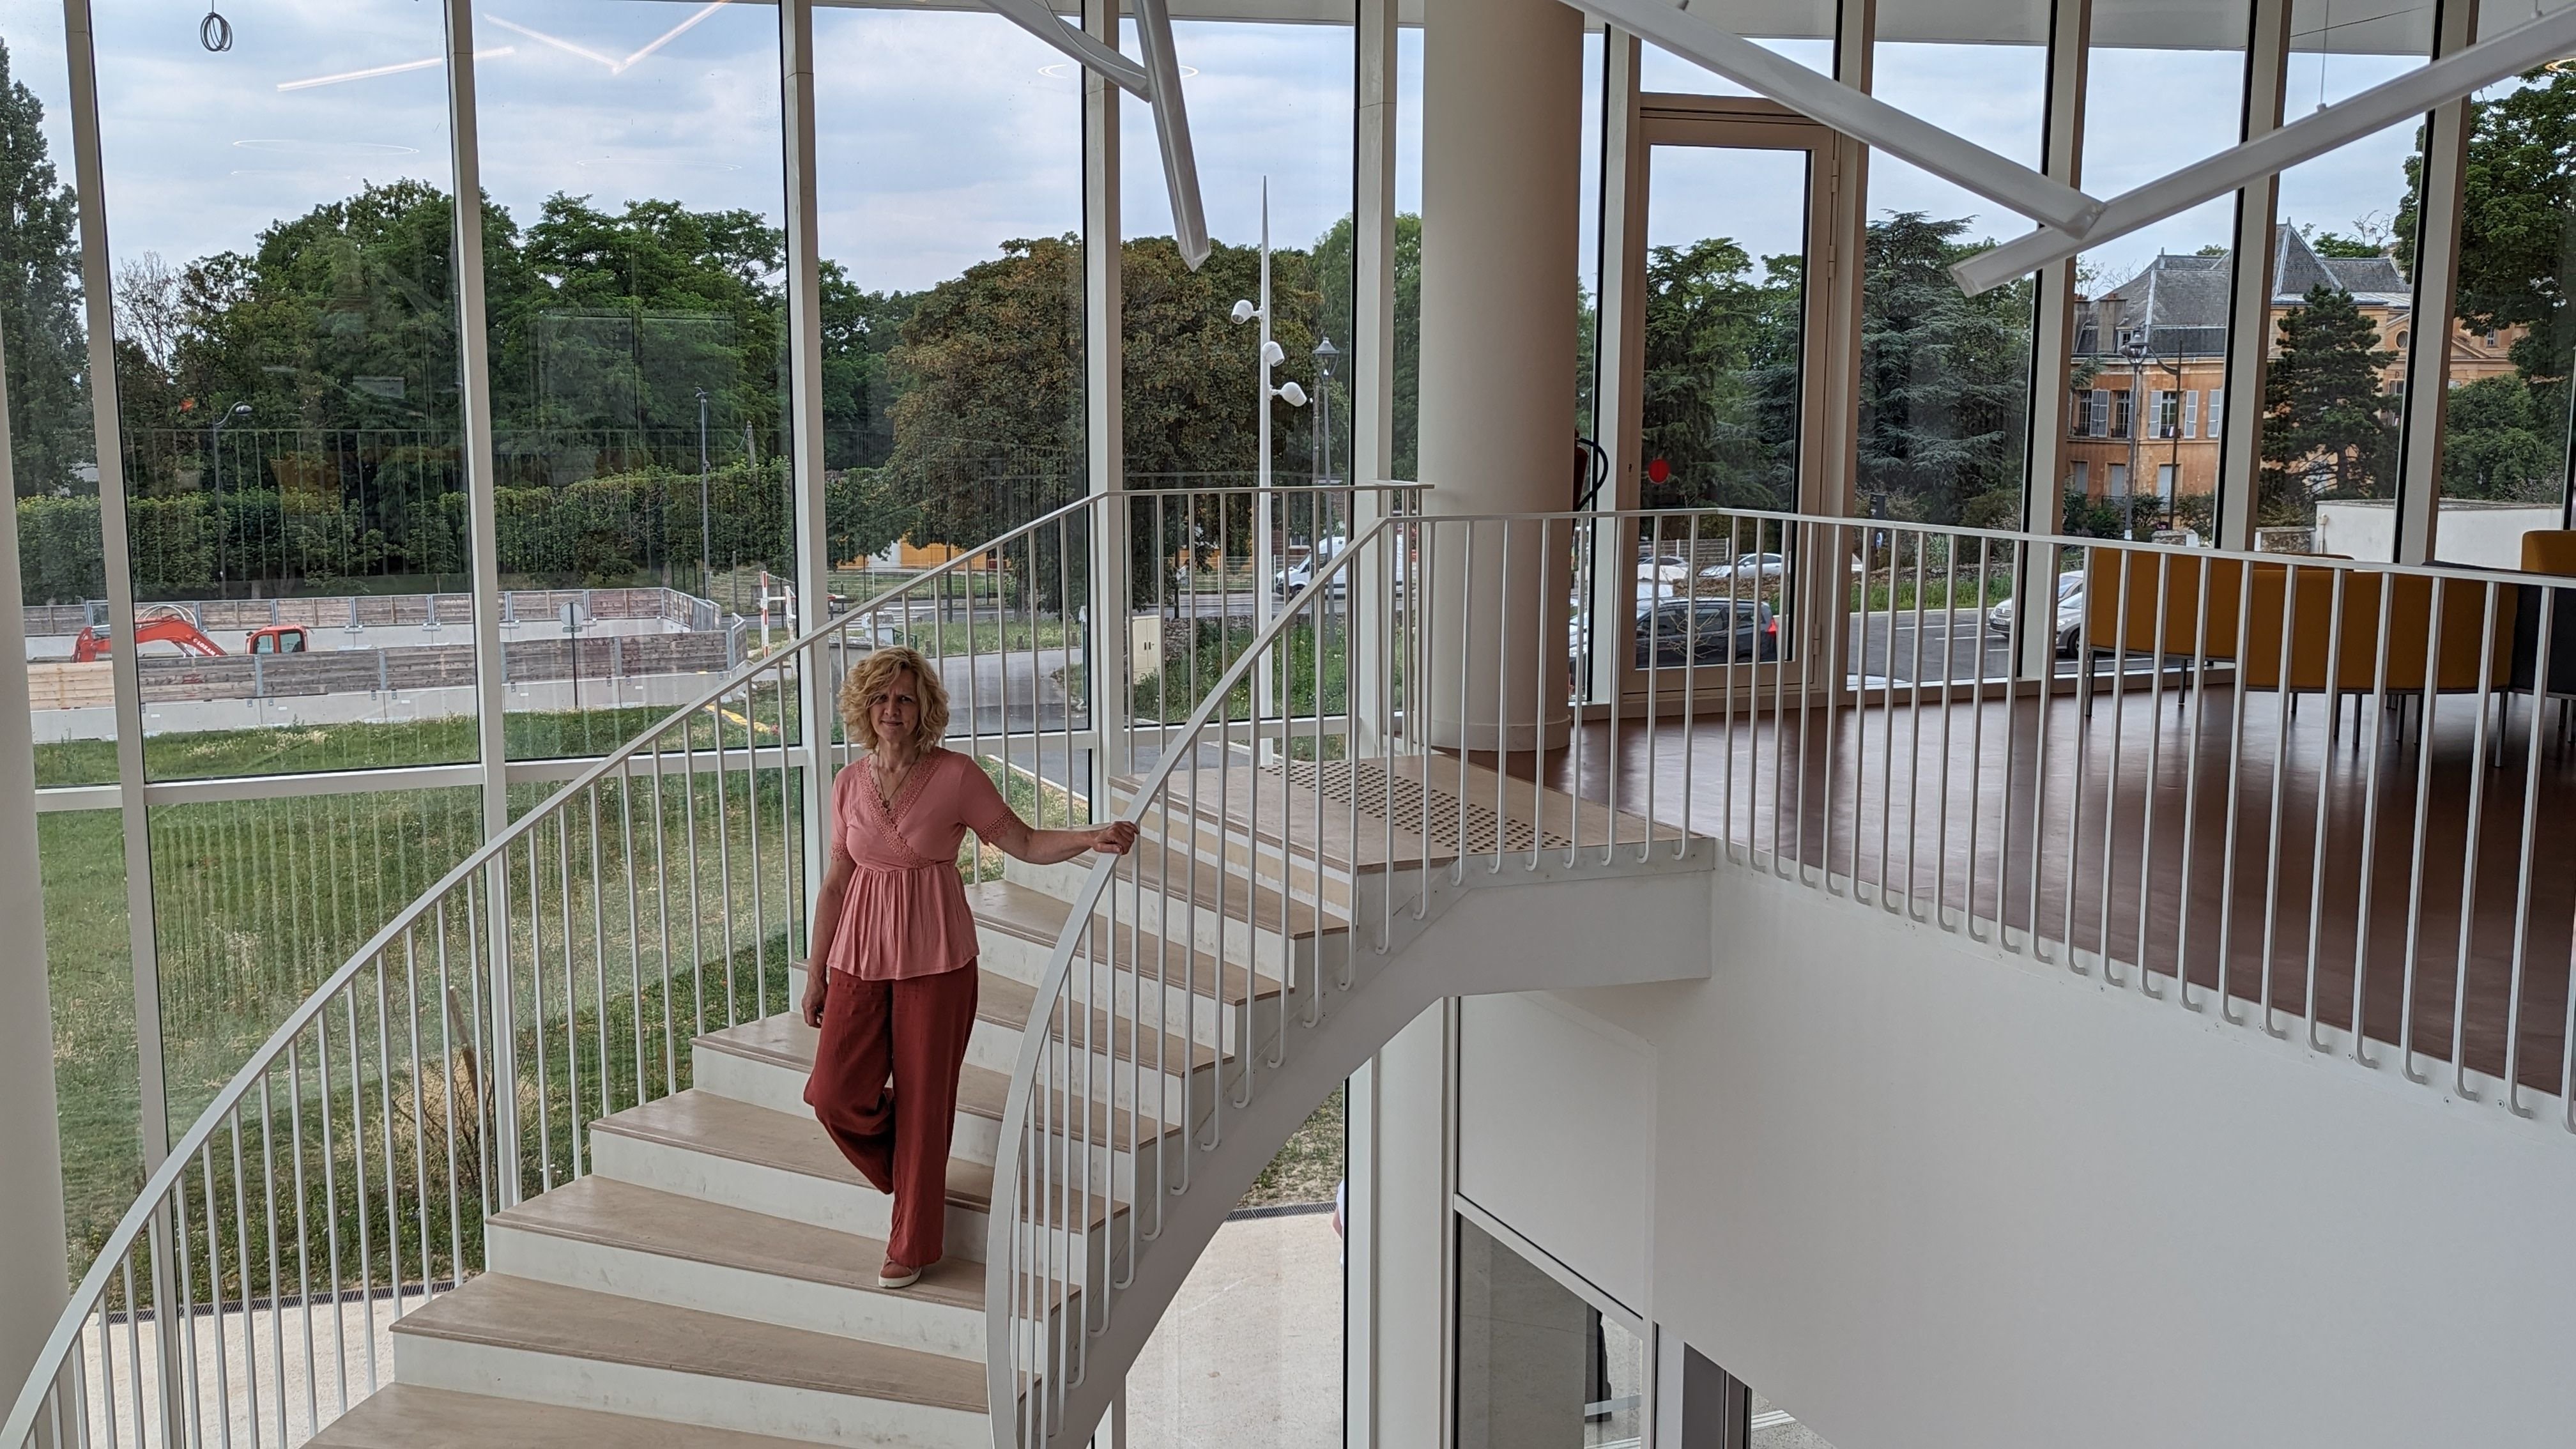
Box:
[0,0,2458,307]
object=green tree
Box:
[0,35,90,496]
[1857,213,2036,525]
[1638,236,1802,510]
[2399,70,2576,380]
[2259,284,2398,516]
[2442,373,2566,501]
[1313,211,1420,479]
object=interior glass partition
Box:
[2257,0,2433,553]
[469,0,797,761]
[83,0,471,775]
[1454,1214,1648,1449]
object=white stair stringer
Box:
[989,839,1715,1448]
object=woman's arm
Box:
[801,839,857,1027]
[986,815,1138,866]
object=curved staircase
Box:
[4,493,1716,1449]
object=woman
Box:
[801,647,1136,1289]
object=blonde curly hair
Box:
[839,647,949,752]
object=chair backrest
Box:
[2520,529,2576,577]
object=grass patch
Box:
[1242,1083,1344,1209]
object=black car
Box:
[1634,599,1777,668]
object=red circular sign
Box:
[1646,458,1671,484]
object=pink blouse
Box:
[824,749,1018,982]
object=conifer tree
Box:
[2259,284,2396,517]
[0,35,91,496]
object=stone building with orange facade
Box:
[2066,227,2518,513]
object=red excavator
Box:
[70,607,307,662]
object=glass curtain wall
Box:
[2425,3,2576,567]
[469,0,797,761]
[75,1,493,1147]
[1856,1,2048,688]
[87,0,473,776]
[812,4,1084,814]
[2066,0,2254,544]
[1637,0,1836,91]
[2257,0,2433,552]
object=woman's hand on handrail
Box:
[990,816,1137,864]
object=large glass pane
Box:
[1639,144,1811,513]
[1861,3,2048,529]
[2260,0,2433,552]
[2064,0,2253,545]
[2422,18,2576,566]
[86,0,473,776]
[148,786,482,1138]
[811,5,1084,792]
[471,0,795,760]
[40,809,136,1285]
[1119,12,1354,739]
[1453,1215,1647,1448]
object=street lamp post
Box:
[2123,335,2150,539]
[207,402,250,595]
[1311,336,1338,490]
[696,387,712,599]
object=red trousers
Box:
[803,963,980,1268]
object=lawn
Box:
[39,706,1333,1300]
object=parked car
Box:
[1277,537,1407,596]
[1986,571,2085,655]
[1639,554,1694,589]
[1634,598,1778,668]
[1697,551,1787,585]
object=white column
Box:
[1351,0,1399,758]
[62,0,169,1174]
[1590,28,1644,707]
[1417,0,1583,751]
[781,0,835,903]
[1084,0,1130,796]
[0,273,72,1412]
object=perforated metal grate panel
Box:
[1267,759,1573,855]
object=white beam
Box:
[1952,0,2576,294]
[1577,0,2104,236]
[1134,0,1212,268]
[981,0,1151,95]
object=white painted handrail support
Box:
[981,0,1211,269]
[1949,0,2576,294]
[1577,0,2105,236]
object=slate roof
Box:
[2072,228,2412,360]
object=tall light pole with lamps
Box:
[2122,334,2149,539]
[1230,178,1308,722]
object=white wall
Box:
[1457,993,1653,1313]
[1468,864,2576,1449]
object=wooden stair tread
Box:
[969,880,1291,1002]
[390,1275,986,1414]
[309,1385,816,1448]
[699,1016,1193,1153]
[489,1175,983,1310]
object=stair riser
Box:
[978,931,1244,1054]
[689,1045,1177,1188]
[391,1334,987,1449]
[486,1222,987,1363]
[588,1129,991,1265]
[1128,810,1358,912]
[999,859,1313,976]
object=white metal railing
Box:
[1594,505,2576,1127]
[1,482,1404,1449]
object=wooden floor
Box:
[1474,683,2576,1093]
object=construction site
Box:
[21,588,747,743]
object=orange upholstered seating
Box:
[2083,547,2513,694]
